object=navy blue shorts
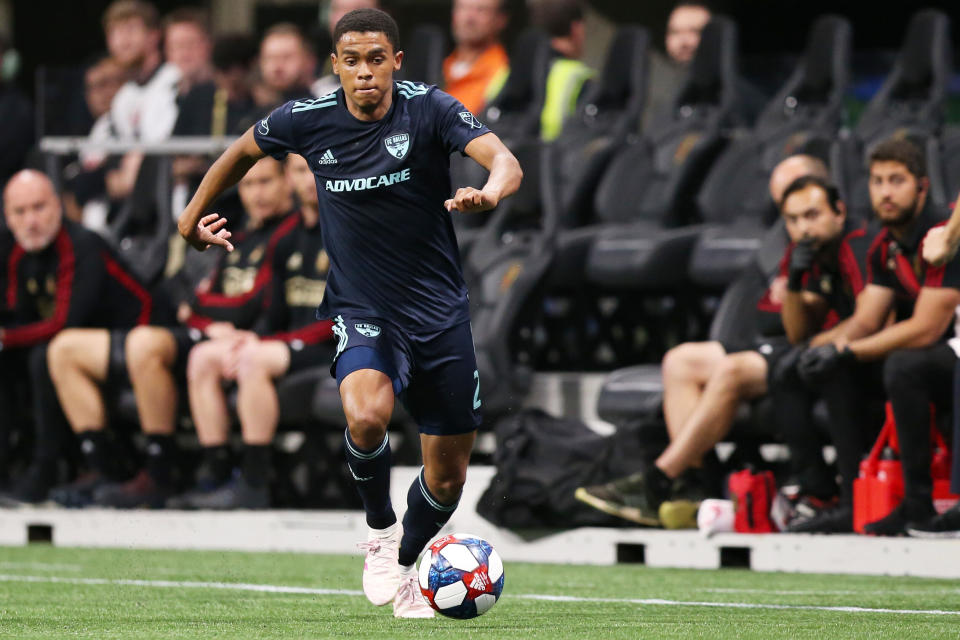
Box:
[331,316,482,436]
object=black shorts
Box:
[286,340,336,373]
[719,336,793,385]
[330,316,482,436]
[108,326,205,385]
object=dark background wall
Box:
[10,0,960,111]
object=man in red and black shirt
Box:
[576,157,870,527]
[797,138,960,535]
[171,154,334,509]
[0,170,163,503]
[45,156,296,508]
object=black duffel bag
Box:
[477,408,646,529]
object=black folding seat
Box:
[584,16,744,292]
[935,126,960,203]
[689,15,851,289]
[832,9,952,219]
[452,29,551,257]
[395,24,446,87]
[541,26,650,232]
[106,155,176,286]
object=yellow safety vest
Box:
[540,58,594,142]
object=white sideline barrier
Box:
[2,466,960,578]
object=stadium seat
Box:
[395,24,446,87]
[689,15,851,290]
[452,29,551,257]
[584,15,745,293]
[540,25,650,233]
[831,9,952,218]
[103,155,175,286]
[935,126,960,201]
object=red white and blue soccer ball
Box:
[418,533,504,619]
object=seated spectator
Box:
[0,170,164,504]
[0,32,34,188]
[62,56,125,232]
[527,0,594,141]
[643,2,711,130]
[574,155,870,528]
[796,138,960,535]
[45,156,297,508]
[253,24,315,111]
[643,2,764,129]
[312,0,381,98]
[170,34,259,226]
[443,0,509,114]
[101,0,182,206]
[173,34,258,140]
[170,154,334,509]
[164,8,214,96]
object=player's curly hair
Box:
[333,8,400,53]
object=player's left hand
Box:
[445,187,499,213]
[182,213,235,252]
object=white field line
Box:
[0,574,958,617]
[0,562,84,572]
[705,587,960,596]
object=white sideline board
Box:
[1,466,959,578]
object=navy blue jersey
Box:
[253,81,492,330]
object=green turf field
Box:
[0,545,957,639]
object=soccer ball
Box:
[417,533,504,619]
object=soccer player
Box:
[176,9,522,618]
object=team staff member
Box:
[170,154,335,510]
[915,178,960,537]
[45,157,297,509]
[798,138,960,536]
[178,8,521,618]
[576,160,870,528]
[0,170,163,504]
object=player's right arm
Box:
[177,127,266,252]
[445,133,523,214]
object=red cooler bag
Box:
[853,403,959,533]
[729,468,779,533]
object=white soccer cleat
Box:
[393,566,435,618]
[357,524,402,606]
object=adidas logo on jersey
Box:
[318,149,337,165]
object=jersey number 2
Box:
[472,370,481,410]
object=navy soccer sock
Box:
[398,467,459,567]
[344,429,396,530]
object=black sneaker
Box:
[906,503,960,539]
[175,473,269,510]
[863,502,935,537]
[0,465,55,506]
[574,472,660,526]
[93,470,176,509]
[49,472,111,508]
[786,504,852,533]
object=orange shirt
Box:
[443,43,509,114]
